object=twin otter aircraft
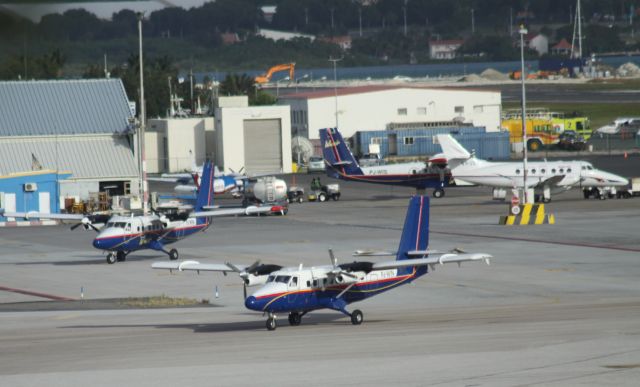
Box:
[153,196,491,330]
[0,161,276,264]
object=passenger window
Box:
[552,168,556,173]
[313,279,318,287]
[306,281,311,287]
[531,169,536,174]
[541,169,546,174]
[567,168,572,173]
[559,168,564,173]
[515,169,520,174]
[290,277,298,287]
[323,278,327,285]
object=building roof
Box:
[0,135,138,179]
[429,39,465,46]
[553,38,573,50]
[280,85,497,100]
[0,78,133,137]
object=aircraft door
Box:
[287,276,299,305]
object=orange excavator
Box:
[255,63,295,84]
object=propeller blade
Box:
[70,223,82,230]
[243,283,247,300]
[87,223,100,232]
[328,249,337,268]
[245,260,261,274]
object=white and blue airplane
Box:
[152,196,491,330]
[0,161,277,264]
[320,128,452,198]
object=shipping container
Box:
[353,127,510,160]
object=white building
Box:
[145,117,214,173]
[278,85,502,141]
[429,39,464,60]
[528,34,549,56]
[214,97,292,175]
[257,28,315,42]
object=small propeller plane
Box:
[0,161,278,264]
[320,127,452,198]
[152,196,492,330]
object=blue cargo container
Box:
[353,127,510,160]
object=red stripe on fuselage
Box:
[94,223,207,241]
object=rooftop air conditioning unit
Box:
[24,183,37,192]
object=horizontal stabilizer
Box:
[406,250,442,256]
[353,250,396,257]
[0,211,85,220]
[331,161,353,166]
[190,205,276,217]
[372,253,492,270]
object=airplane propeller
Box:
[327,249,358,280]
[70,216,100,232]
[226,260,262,300]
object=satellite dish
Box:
[291,136,314,163]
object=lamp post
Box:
[519,25,529,204]
[328,56,342,129]
[137,12,148,215]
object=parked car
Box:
[307,156,325,173]
[557,130,587,151]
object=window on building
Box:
[417,107,427,115]
[454,106,464,113]
[397,108,407,115]
[404,137,414,145]
[371,137,382,145]
[473,105,484,113]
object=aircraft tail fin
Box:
[396,196,429,265]
[195,160,214,213]
[319,128,364,178]
[435,134,472,168]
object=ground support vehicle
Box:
[287,187,305,203]
[615,178,640,199]
[308,184,341,202]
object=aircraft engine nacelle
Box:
[244,177,287,204]
[557,175,581,187]
[243,274,269,287]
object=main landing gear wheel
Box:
[169,249,179,260]
[350,309,364,325]
[116,251,126,262]
[432,188,445,198]
[266,316,277,331]
[288,312,302,326]
[106,252,117,264]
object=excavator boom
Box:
[255,63,295,84]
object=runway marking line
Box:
[0,285,75,301]
[431,230,640,253]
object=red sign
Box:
[511,196,520,206]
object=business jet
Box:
[152,196,491,330]
[320,128,451,198]
[0,161,278,264]
[435,134,629,202]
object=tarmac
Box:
[1,161,640,386]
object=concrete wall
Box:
[147,118,207,172]
[215,105,292,174]
[282,87,502,140]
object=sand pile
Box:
[458,73,484,82]
[617,62,640,77]
[480,68,510,81]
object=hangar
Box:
[214,96,292,175]
[278,85,502,141]
[0,79,139,206]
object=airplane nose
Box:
[92,238,106,249]
[244,296,259,311]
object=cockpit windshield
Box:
[274,275,291,284]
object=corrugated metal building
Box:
[0,170,71,221]
[353,127,510,160]
[0,79,139,206]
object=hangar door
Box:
[243,119,283,174]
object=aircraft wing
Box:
[353,249,442,257]
[152,260,248,273]
[190,205,276,217]
[371,253,491,270]
[532,175,565,188]
[147,177,185,184]
[0,210,85,220]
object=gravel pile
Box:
[617,62,640,77]
[480,68,510,81]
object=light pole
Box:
[328,56,342,129]
[519,25,529,204]
[403,0,408,37]
[137,12,148,215]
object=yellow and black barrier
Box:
[499,203,555,225]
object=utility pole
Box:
[137,12,148,215]
[403,0,408,37]
[359,7,363,37]
[328,56,342,129]
[519,25,529,204]
[471,8,475,34]
[103,53,108,78]
[189,67,194,114]
[509,8,513,36]
[330,7,335,30]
